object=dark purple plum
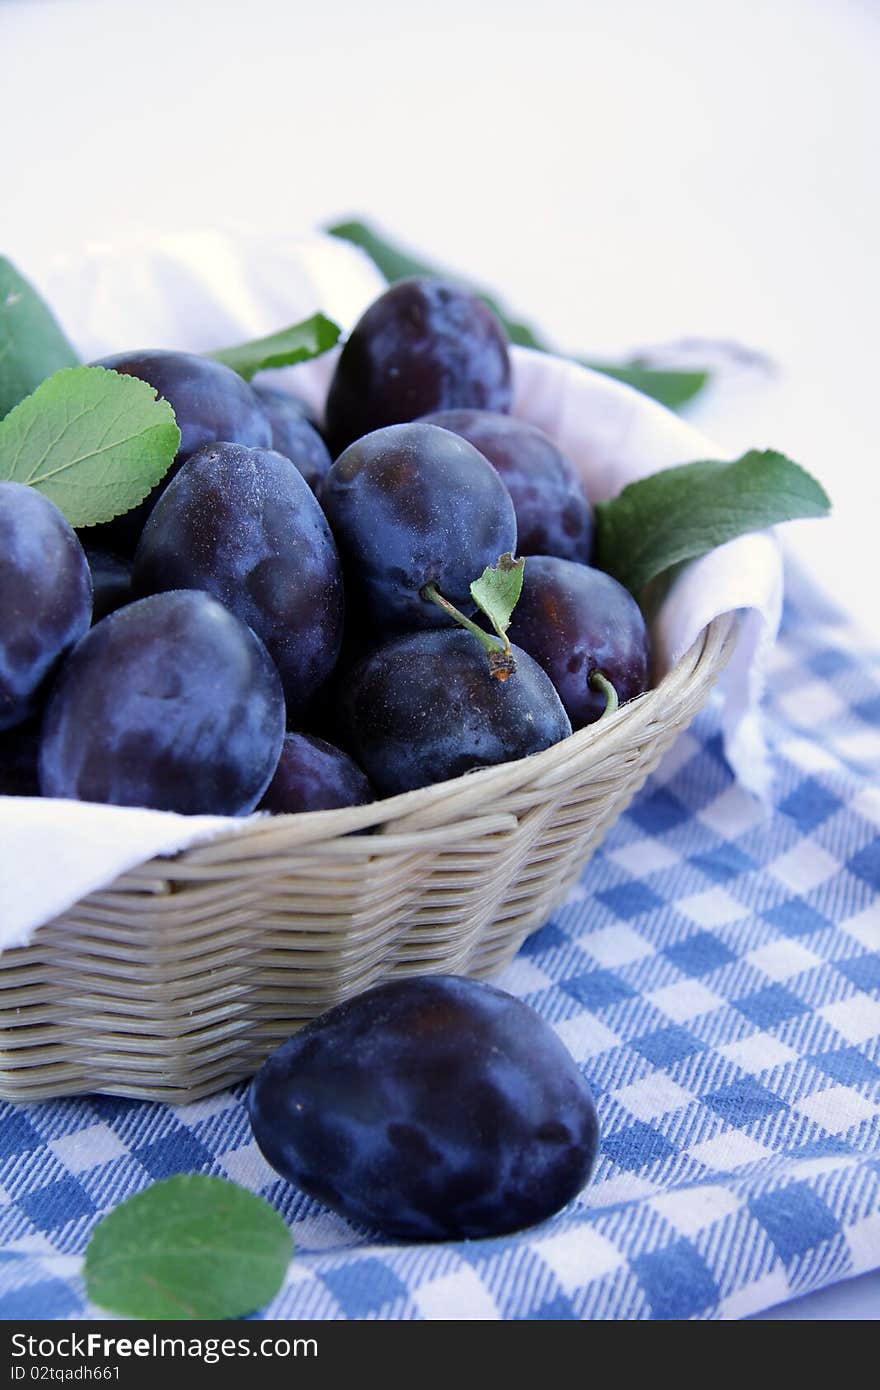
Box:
[39,591,285,814]
[253,384,332,496]
[337,629,571,795]
[321,423,516,632]
[84,548,132,624]
[79,350,273,554]
[324,277,512,455]
[423,409,593,563]
[253,382,318,425]
[96,348,273,460]
[0,724,40,796]
[257,733,373,814]
[133,443,344,721]
[0,482,92,730]
[508,556,649,728]
[248,974,600,1241]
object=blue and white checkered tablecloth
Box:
[1,563,878,1321]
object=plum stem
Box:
[421,582,517,679]
[589,671,619,717]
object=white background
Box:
[1,0,878,1317]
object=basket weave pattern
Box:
[0,615,736,1102]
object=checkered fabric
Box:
[1,564,878,1321]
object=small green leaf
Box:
[0,257,79,419]
[581,360,710,411]
[84,1175,292,1321]
[326,219,711,407]
[0,365,180,527]
[595,449,831,596]
[210,313,341,381]
[470,552,525,647]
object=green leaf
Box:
[326,218,439,285]
[580,360,710,411]
[210,313,341,381]
[84,1175,292,1321]
[326,219,711,405]
[470,552,525,645]
[0,257,79,419]
[326,219,547,349]
[595,449,831,596]
[0,365,180,527]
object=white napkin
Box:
[0,230,782,947]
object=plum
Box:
[248,974,600,1240]
[321,422,516,632]
[508,556,649,727]
[39,591,285,814]
[0,482,92,730]
[133,443,344,721]
[257,733,373,814]
[423,409,593,563]
[324,278,511,454]
[337,629,571,795]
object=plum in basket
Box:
[39,590,285,814]
[324,277,512,454]
[0,482,92,730]
[133,442,344,721]
[422,409,594,564]
[257,733,373,814]
[336,629,571,796]
[79,349,273,554]
[321,421,516,633]
[508,556,650,728]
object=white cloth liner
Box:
[0,230,783,947]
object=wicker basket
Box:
[0,612,736,1104]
